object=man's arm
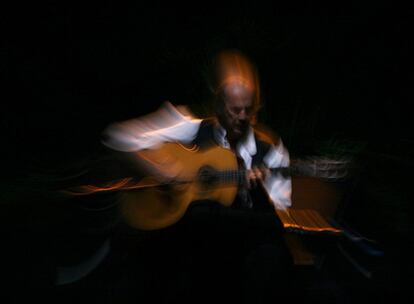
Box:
[101,102,201,178]
[262,140,292,210]
[102,101,201,152]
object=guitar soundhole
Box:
[198,166,219,187]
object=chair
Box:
[283,176,346,267]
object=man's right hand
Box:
[246,166,270,189]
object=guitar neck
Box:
[213,161,338,184]
[209,167,291,185]
[64,158,346,196]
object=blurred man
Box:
[102,50,293,304]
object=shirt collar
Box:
[213,123,257,157]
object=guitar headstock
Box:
[290,156,351,180]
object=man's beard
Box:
[229,121,249,142]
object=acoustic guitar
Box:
[65,142,348,230]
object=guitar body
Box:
[119,142,238,230]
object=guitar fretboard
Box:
[201,167,292,185]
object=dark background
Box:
[1,2,413,302]
[2,3,412,165]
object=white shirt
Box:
[102,101,292,210]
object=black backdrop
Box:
[2,3,412,168]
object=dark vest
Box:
[193,119,275,211]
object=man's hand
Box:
[246,166,270,189]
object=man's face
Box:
[218,83,254,142]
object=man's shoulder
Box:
[253,124,281,148]
[199,117,218,126]
[196,117,219,135]
[192,117,218,148]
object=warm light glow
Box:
[276,209,342,234]
[214,50,261,113]
[62,177,161,196]
[217,51,256,92]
